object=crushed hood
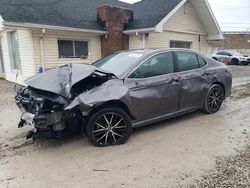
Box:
[25,64,106,98]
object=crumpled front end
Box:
[15,87,82,139]
[15,64,114,140]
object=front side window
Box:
[226,52,233,56]
[175,51,199,72]
[58,40,89,58]
[170,41,191,49]
[129,52,174,78]
[8,31,20,69]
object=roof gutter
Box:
[123,27,156,34]
[223,31,250,35]
[207,34,224,41]
[2,21,106,34]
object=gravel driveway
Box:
[0,65,250,188]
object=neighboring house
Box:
[0,37,4,78]
[213,31,250,56]
[0,0,222,85]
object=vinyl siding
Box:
[129,34,143,49]
[1,29,35,85]
[32,30,102,72]
[129,1,213,56]
[164,1,207,35]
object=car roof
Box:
[117,48,201,56]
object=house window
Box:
[170,41,191,49]
[58,40,89,58]
[8,31,20,69]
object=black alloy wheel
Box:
[231,58,239,65]
[85,107,132,147]
[203,84,224,114]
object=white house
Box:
[0,0,222,84]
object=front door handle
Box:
[170,77,182,84]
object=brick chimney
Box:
[97,5,133,57]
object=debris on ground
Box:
[189,145,250,188]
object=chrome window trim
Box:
[125,50,208,80]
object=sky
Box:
[120,0,250,32]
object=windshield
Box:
[93,52,144,77]
[230,51,243,56]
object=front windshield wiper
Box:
[95,69,117,78]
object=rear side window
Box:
[175,52,199,72]
[217,52,226,55]
[130,52,174,78]
[198,56,207,68]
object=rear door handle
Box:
[202,72,212,77]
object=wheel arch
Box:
[231,57,240,64]
[90,100,136,120]
[212,81,226,99]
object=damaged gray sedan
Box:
[15,49,232,146]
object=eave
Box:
[2,21,106,34]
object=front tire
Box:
[203,84,224,114]
[231,58,239,65]
[85,107,132,147]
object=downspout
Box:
[40,29,46,72]
[0,34,5,75]
[198,34,201,51]
[142,33,146,48]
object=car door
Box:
[217,52,228,62]
[225,52,233,62]
[124,51,181,122]
[174,51,209,111]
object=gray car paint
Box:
[22,48,232,127]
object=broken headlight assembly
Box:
[15,87,82,140]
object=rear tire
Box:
[203,84,224,114]
[85,107,132,147]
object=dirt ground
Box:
[0,65,250,188]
